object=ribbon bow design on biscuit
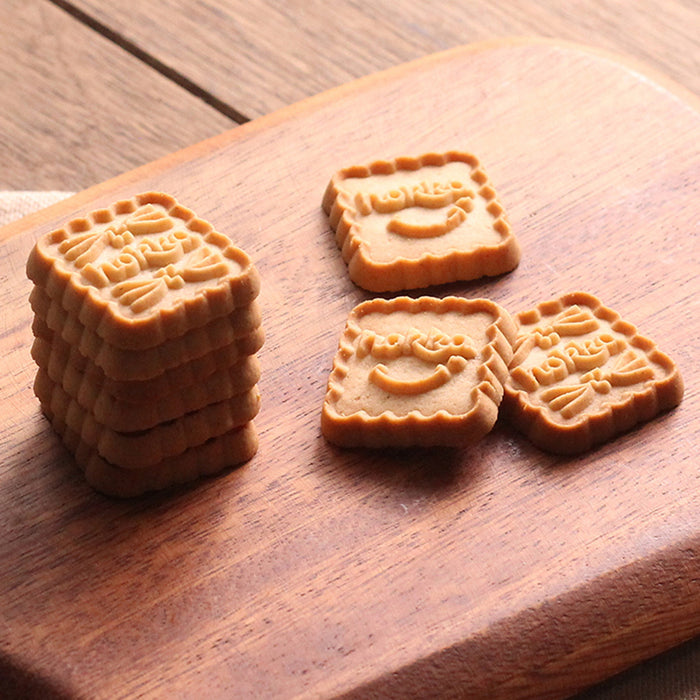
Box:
[540,350,655,418]
[514,306,601,355]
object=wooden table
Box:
[2,0,699,191]
[1,2,699,698]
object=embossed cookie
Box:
[34,369,261,469]
[322,151,520,291]
[502,292,684,454]
[46,414,259,498]
[26,192,261,349]
[322,296,517,447]
[30,286,264,380]
[32,335,261,432]
[27,192,265,495]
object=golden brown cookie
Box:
[322,151,520,291]
[34,369,261,469]
[26,192,261,349]
[47,416,258,498]
[27,192,265,497]
[322,296,517,447]
[31,329,261,404]
[502,292,684,453]
[32,334,261,432]
[31,290,264,381]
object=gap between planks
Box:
[47,0,251,124]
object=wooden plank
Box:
[0,40,699,699]
[63,0,700,121]
[0,0,234,191]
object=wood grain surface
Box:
[65,0,700,118]
[3,1,699,193]
[1,39,699,699]
[0,0,234,191]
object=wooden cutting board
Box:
[1,39,698,699]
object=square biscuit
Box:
[47,417,258,499]
[29,272,263,354]
[31,289,264,381]
[322,151,520,292]
[34,369,261,469]
[32,328,262,404]
[502,292,684,454]
[26,192,261,350]
[322,296,517,447]
[32,335,261,432]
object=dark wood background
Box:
[1,2,698,699]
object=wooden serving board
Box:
[1,39,698,699]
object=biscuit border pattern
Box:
[502,291,684,454]
[321,295,517,447]
[32,335,262,432]
[322,151,521,292]
[26,192,261,350]
[34,369,261,469]
[46,417,258,498]
[31,289,265,381]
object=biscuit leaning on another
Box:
[322,296,517,448]
[502,292,684,454]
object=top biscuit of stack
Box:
[26,191,261,355]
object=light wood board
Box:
[67,0,700,118]
[0,0,233,190]
[0,39,699,699]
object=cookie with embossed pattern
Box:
[30,287,264,381]
[502,292,684,454]
[322,151,520,292]
[34,369,261,469]
[26,191,261,349]
[26,192,265,495]
[32,334,261,432]
[322,296,517,447]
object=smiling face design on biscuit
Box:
[354,181,476,240]
[356,326,477,395]
[323,152,521,292]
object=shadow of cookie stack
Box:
[26,192,263,497]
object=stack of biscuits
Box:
[26,192,264,497]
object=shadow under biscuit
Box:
[0,650,75,700]
[314,430,487,501]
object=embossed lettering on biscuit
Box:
[503,292,684,454]
[322,296,517,448]
[322,152,521,292]
[356,327,477,396]
[64,206,233,313]
[26,193,264,496]
[26,192,261,350]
